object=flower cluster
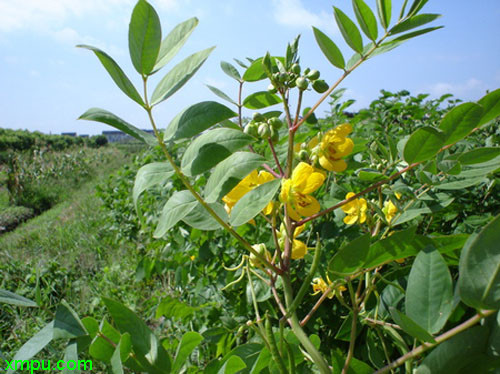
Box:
[382,192,402,223]
[341,192,367,225]
[317,123,354,172]
[311,276,347,299]
[278,223,308,259]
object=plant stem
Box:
[342,282,359,374]
[374,310,497,374]
[141,77,282,275]
[282,274,331,373]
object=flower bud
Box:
[306,69,320,80]
[253,112,265,122]
[267,83,277,94]
[249,243,270,268]
[270,127,279,143]
[312,79,329,93]
[303,67,311,75]
[291,63,301,74]
[298,149,309,161]
[258,123,271,139]
[279,72,288,83]
[296,77,308,90]
[268,117,282,129]
[244,123,258,137]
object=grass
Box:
[0,145,148,369]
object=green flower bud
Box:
[291,63,301,74]
[279,72,288,83]
[303,67,311,75]
[258,123,271,139]
[270,127,279,143]
[298,149,309,161]
[244,123,258,137]
[268,117,283,129]
[253,112,265,122]
[296,76,309,90]
[312,79,329,93]
[249,243,270,268]
[307,69,320,80]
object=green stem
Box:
[342,282,359,374]
[374,310,497,374]
[282,274,331,374]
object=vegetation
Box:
[2,0,500,373]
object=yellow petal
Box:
[336,123,352,135]
[307,135,320,149]
[301,171,325,194]
[359,211,367,223]
[291,239,307,259]
[296,195,321,217]
[280,179,292,202]
[294,224,306,237]
[291,162,313,191]
[287,203,302,221]
[258,171,275,184]
[343,214,358,225]
[262,201,274,215]
[336,138,354,157]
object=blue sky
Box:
[1,0,499,135]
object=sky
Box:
[1,0,499,136]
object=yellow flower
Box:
[222,170,275,215]
[382,192,401,223]
[318,123,354,172]
[190,255,196,261]
[280,162,325,221]
[278,224,308,259]
[341,192,367,225]
[311,277,347,299]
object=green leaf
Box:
[352,0,378,40]
[181,128,254,176]
[415,326,489,374]
[406,247,453,334]
[133,162,174,210]
[79,108,156,146]
[364,226,432,268]
[172,332,204,373]
[153,18,198,73]
[312,27,345,69]
[329,234,371,278]
[407,0,429,18]
[331,349,374,374]
[128,0,162,75]
[358,170,386,182]
[242,57,285,82]
[243,92,282,109]
[403,126,445,163]
[0,289,37,307]
[230,179,281,226]
[221,61,241,81]
[218,356,246,374]
[389,13,441,35]
[334,7,364,53]
[103,298,172,373]
[7,322,54,374]
[53,300,87,339]
[458,214,500,309]
[376,0,392,29]
[154,190,197,238]
[164,101,237,141]
[458,148,500,165]
[434,177,487,190]
[151,47,215,106]
[206,85,237,105]
[62,340,79,374]
[76,45,144,106]
[439,102,483,145]
[204,152,266,203]
[478,88,500,126]
[110,338,124,374]
[89,319,121,363]
[156,296,202,322]
[392,26,443,42]
[389,308,436,343]
[182,201,228,231]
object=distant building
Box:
[79,134,89,138]
[102,129,155,143]
[62,132,77,137]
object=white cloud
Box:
[271,0,333,31]
[426,78,486,98]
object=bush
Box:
[0,206,34,233]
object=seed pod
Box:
[258,123,271,139]
[312,79,329,93]
[306,69,320,80]
[291,63,301,74]
[268,117,283,129]
[296,77,308,90]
